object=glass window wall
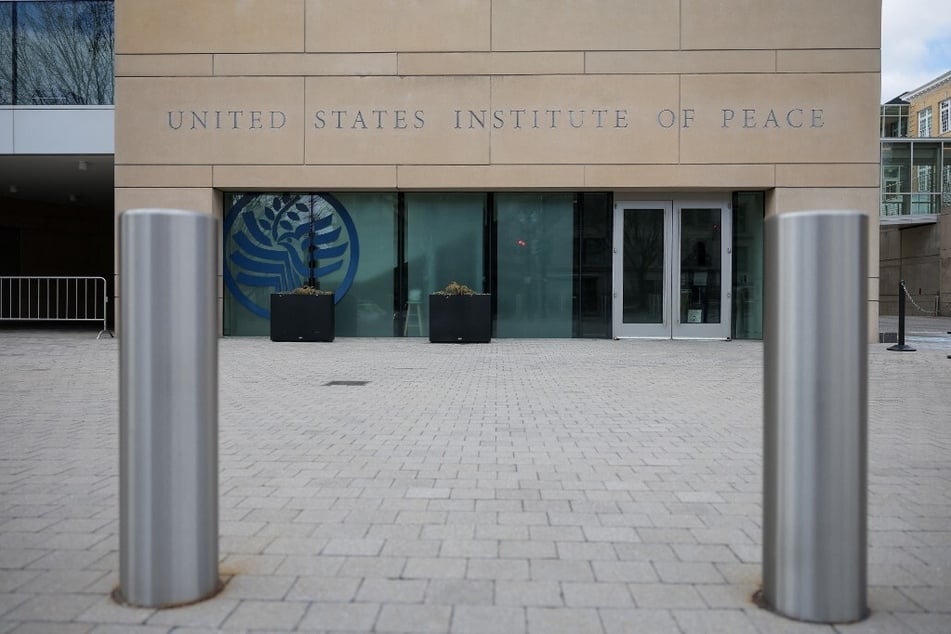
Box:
[880,103,908,138]
[404,193,486,337]
[732,192,764,340]
[222,190,761,340]
[912,142,941,214]
[223,192,396,337]
[576,193,612,338]
[495,193,574,338]
[0,3,11,104]
[1,0,114,105]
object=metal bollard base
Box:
[887,343,916,352]
[752,590,870,625]
[111,579,226,610]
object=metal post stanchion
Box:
[762,209,868,624]
[887,280,915,352]
[117,208,220,608]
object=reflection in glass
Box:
[732,192,764,340]
[223,192,397,337]
[622,209,665,324]
[14,1,114,105]
[496,193,573,337]
[943,144,951,207]
[405,193,485,337]
[679,209,721,325]
[578,193,612,337]
[912,142,940,214]
[0,3,11,104]
[881,142,911,216]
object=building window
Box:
[940,99,950,135]
[0,1,115,106]
[918,107,932,137]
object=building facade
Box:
[879,71,951,316]
[1,0,114,289]
[112,0,882,339]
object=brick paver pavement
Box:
[0,329,949,633]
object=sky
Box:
[881,0,951,101]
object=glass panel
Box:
[732,193,764,340]
[679,209,722,325]
[327,192,397,336]
[496,193,574,337]
[912,142,940,214]
[943,143,951,207]
[621,208,665,324]
[223,192,396,337]
[0,3,11,105]
[15,1,114,105]
[578,193,611,338]
[405,193,485,337]
[881,142,911,216]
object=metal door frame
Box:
[613,195,731,339]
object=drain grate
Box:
[324,380,370,386]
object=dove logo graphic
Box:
[224,193,359,318]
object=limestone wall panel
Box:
[116,0,305,54]
[306,0,490,52]
[491,0,678,51]
[115,54,213,77]
[489,75,680,165]
[680,74,880,165]
[681,0,881,50]
[304,76,490,165]
[115,77,305,165]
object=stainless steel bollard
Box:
[119,208,219,607]
[763,210,868,623]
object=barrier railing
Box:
[0,276,113,339]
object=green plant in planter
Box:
[429,281,491,343]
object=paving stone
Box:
[424,580,494,606]
[145,598,240,628]
[356,578,427,603]
[403,557,467,579]
[219,574,295,600]
[375,604,452,633]
[219,599,306,630]
[599,608,679,634]
[297,601,380,631]
[2,334,951,632]
[3,594,101,622]
[286,576,361,602]
[671,608,760,633]
[451,605,525,634]
[561,582,633,607]
[526,607,603,634]
[629,583,707,608]
[529,559,593,582]
[494,582,562,607]
[466,559,529,581]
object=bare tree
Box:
[0,4,12,104]
[15,1,114,105]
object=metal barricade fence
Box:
[0,276,113,339]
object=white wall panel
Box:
[12,107,114,154]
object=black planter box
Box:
[270,293,334,342]
[429,294,491,343]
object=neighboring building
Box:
[0,0,115,290]
[879,71,951,316]
[7,1,884,339]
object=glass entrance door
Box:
[613,198,732,339]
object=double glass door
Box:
[613,199,732,339]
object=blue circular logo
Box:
[224,193,360,318]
